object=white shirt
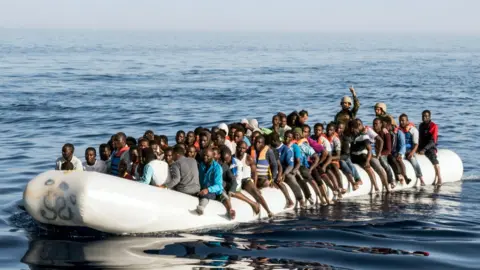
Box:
[55,156,84,171]
[365,127,379,144]
[82,160,107,173]
[149,160,171,186]
[319,136,332,153]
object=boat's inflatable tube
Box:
[23,149,463,234]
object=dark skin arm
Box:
[408,143,419,160]
[247,155,258,186]
[374,135,384,158]
[276,159,283,182]
[308,154,321,173]
[365,143,372,169]
[321,152,332,172]
[292,158,301,174]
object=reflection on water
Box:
[20,182,480,270]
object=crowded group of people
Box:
[55,87,442,219]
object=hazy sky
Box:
[1,0,479,33]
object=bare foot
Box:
[267,212,274,218]
[353,184,359,191]
[285,201,294,209]
[252,203,260,215]
[229,209,236,220]
[420,180,426,186]
[357,180,363,185]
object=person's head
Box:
[172,144,186,161]
[374,103,387,116]
[126,136,137,147]
[251,130,262,146]
[314,123,324,138]
[176,143,186,151]
[107,135,115,153]
[175,130,185,144]
[326,122,336,137]
[164,147,174,165]
[255,136,266,152]
[355,119,365,132]
[382,117,393,131]
[349,119,361,136]
[85,147,96,165]
[214,130,226,147]
[211,126,220,134]
[203,147,214,164]
[336,123,345,135]
[129,145,139,164]
[302,124,311,139]
[62,143,75,161]
[280,115,288,128]
[220,146,232,164]
[236,141,248,157]
[187,145,197,158]
[144,130,154,141]
[269,132,281,148]
[229,124,242,139]
[287,111,299,127]
[150,140,161,159]
[186,131,196,146]
[159,135,168,150]
[199,131,210,150]
[373,118,383,133]
[422,110,431,124]
[114,132,127,149]
[341,96,352,110]
[99,144,111,161]
[293,127,303,141]
[272,115,280,127]
[138,138,149,150]
[399,113,409,128]
[234,129,245,144]
[298,110,309,126]
[212,147,221,161]
[61,161,74,171]
[284,130,294,144]
[142,147,156,165]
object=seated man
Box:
[418,110,442,186]
[372,118,395,189]
[349,120,381,193]
[197,148,235,219]
[220,146,265,216]
[399,114,425,186]
[162,145,200,195]
[99,143,112,174]
[83,147,107,173]
[55,143,83,171]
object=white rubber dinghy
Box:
[23,149,463,234]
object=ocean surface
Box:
[1,29,480,269]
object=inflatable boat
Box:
[23,149,463,234]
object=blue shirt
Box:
[297,142,315,168]
[199,160,224,195]
[243,136,251,147]
[138,163,154,185]
[277,144,294,169]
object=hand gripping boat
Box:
[23,149,463,234]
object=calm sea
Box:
[1,29,480,269]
